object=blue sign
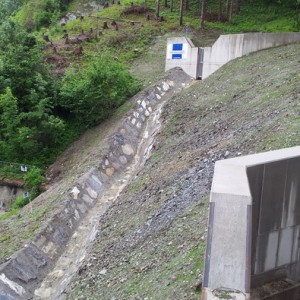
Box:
[172,53,182,59]
[172,43,183,51]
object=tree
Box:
[179,0,184,25]
[218,0,223,21]
[0,88,19,158]
[0,0,25,24]
[0,21,65,164]
[156,0,160,17]
[226,0,234,22]
[60,54,140,128]
[170,0,174,12]
[200,0,206,28]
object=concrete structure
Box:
[165,37,199,79]
[202,32,300,79]
[202,146,300,300]
[165,32,300,79]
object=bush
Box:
[60,53,140,127]
[11,195,30,209]
[24,167,44,191]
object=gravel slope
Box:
[65,43,300,299]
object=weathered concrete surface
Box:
[0,68,192,299]
[165,33,300,79]
[202,146,300,300]
[202,32,300,79]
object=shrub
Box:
[24,167,44,191]
[11,195,30,209]
[60,53,140,127]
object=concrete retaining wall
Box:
[202,146,300,300]
[0,69,192,300]
[165,33,300,79]
[202,32,300,79]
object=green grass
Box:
[205,1,298,32]
[0,209,19,222]
[0,192,58,263]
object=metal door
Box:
[198,48,204,79]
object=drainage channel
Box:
[34,98,164,299]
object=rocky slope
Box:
[0,31,299,299]
[64,42,300,299]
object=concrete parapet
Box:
[202,32,300,79]
[202,146,300,300]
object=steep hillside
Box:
[64,43,300,299]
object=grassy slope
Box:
[67,43,300,299]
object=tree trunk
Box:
[226,0,234,21]
[296,2,300,29]
[228,0,233,21]
[185,0,189,11]
[218,0,222,22]
[200,0,206,29]
[235,0,241,13]
[218,0,222,21]
[179,0,184,25]
[170,0,173,12]
[164,0,168,8]
[156,0,160,17]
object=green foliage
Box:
[206,0,299,32]
[0,19,141,167]
[8,168,45,209]
[0,0,25,24]
[14,0,70,30]
[23,167,45,200]
[0,209,18,222]
[24,167,44,191]
[60,54,140,127]
[11,195,30,209]
[0,21,66,165]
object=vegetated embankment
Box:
[0,69,192,300]
[66,42,300,299]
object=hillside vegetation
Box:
[0,0,299,297]
[0,0,298,169]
